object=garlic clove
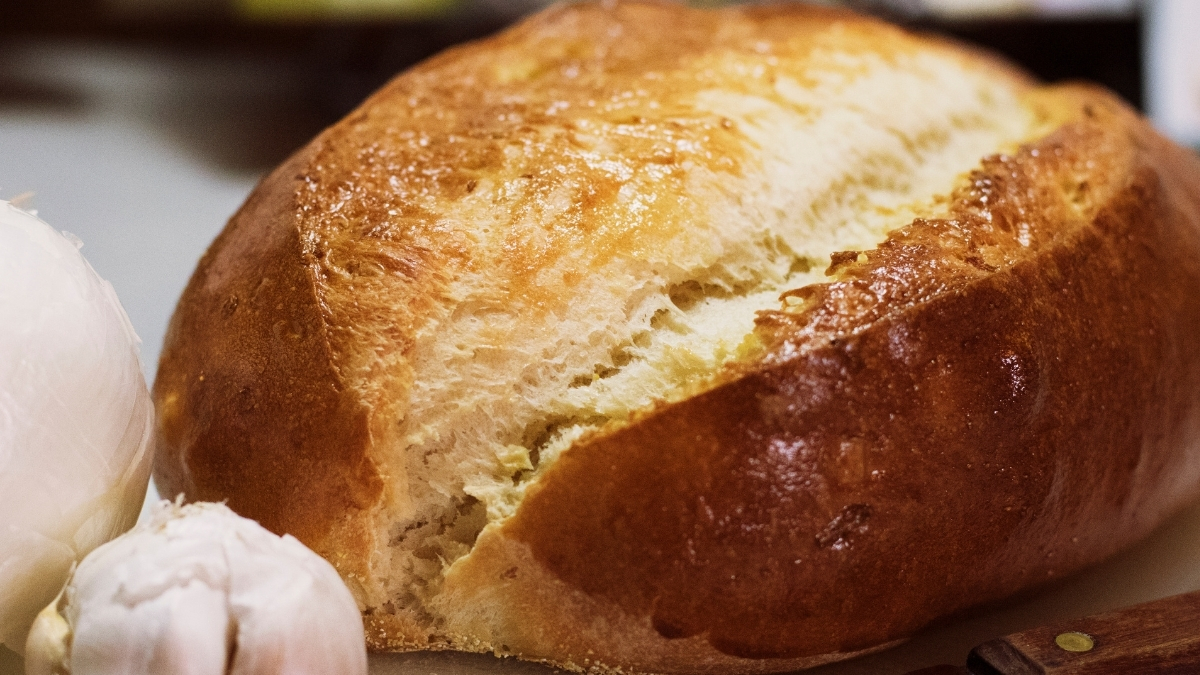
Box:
[24,501,368,675]
[227,534,369,675]
[69,576,231,675]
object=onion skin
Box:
[24,501,369,675]
[0,201,154,653]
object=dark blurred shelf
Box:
[923,17,1142,110]
[1,1,1146,125]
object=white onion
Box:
[0,200,154,653]
[25,501,369,675]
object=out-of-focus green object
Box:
[236,0,463,21]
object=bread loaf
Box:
[153,3,1200,673]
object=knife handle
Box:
[966,589,1200,674]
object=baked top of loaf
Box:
[154,2,1200,673]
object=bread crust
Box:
[430,97,1200,673]
[153,2,1200,673]
[153,142,385,591]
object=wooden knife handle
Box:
[966,589,1200,674]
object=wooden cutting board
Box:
[369,496,1200,675]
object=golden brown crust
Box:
[441,94,1200,671]
[155,0,1029,603]
[153,143,384,580]
[153,2,1200,673]
[432,528,905,674]
[155,0,1033,587]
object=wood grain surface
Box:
[972,589,1200,673]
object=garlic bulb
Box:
[0,201,154,653]
[24,501,368,675]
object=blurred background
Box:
[1,0,1199,673]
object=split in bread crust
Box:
[154,3,1200,673]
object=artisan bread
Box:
[153,2,1200,673]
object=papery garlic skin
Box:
[0,201,154,653]
[25,501,368,675]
